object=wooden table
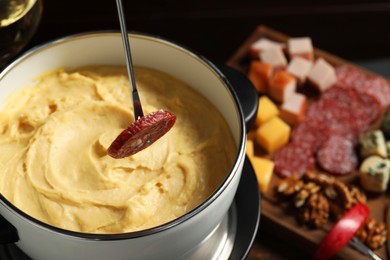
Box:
[9,1,390,259]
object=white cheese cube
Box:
[286,57,313,84]
[359,130,388,158]
[280,92,307,125]
[307,58,337,91]
[260,48,287,70]
[360,155,390,192]
[288,37,313,61]
[250,38,285,54]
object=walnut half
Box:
[299,193,330,228]
[277,175,303,196]
[355,217,387,250]
[294,182,321,208]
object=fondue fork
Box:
[116,0,144,120]
[108,0,176,159]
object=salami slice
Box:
[353,92,382,132]
[290,118,330,152]
[316,135,358,175]
[323,85,381,130]
[336,65,390,109]
[357,78,390,109]
[336,65,367,87]
[276,65,385,177]
[273,143,315,178]
[321,84,357,104]
[108,110,176,158]
[306,97,359,143]
[320,88,360,130]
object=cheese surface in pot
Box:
[0,66,236,233]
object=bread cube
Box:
[286,57,313,84]
[268,70,297,103]
[256,95,279,126]
[250,156,275,193]
[280,92,307,125]
[249,38,285,58]
[260,48,287,70]
[288,37,314,61]
[255,117,291,154]
[248,61,273,93]
[307,58,337,91]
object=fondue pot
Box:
[0,32,258,260]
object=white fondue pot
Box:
[0,32,258,260]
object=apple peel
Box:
[313,202,370,260]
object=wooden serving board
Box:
[227,25,389,259]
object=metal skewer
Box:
[349,237,382,260]
[116,0,144,120]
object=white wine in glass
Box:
[0,0,42,69]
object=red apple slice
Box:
[313,202,370,260]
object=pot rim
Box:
[0,31,246,241]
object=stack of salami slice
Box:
[273,65,390,177]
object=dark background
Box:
[27,0,390,67]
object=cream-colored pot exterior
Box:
[0,33,246,260]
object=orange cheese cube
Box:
[268,70,297,103]
[250,156,274,193]
[255,117,291,154]
[248,61,273,93]
[280,92,307,126]
[256,95,279,126]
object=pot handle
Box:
[0,214,19,244]
[217,64,258,132]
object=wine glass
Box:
[0,0,42,70]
